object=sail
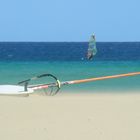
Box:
[87,34,97,60]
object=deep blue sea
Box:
[0,42,140,93]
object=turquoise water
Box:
[0,41,140,94]
[0,61,140,93]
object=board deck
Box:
[0,85,34,96]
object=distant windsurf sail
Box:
[87,34,97,60]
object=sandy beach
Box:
[0,93,140,140]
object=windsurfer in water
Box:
[87,51,94,60]
[87,34,97,60]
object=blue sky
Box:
[0,0,139,41]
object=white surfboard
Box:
[0,85,34,96]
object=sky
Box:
[0,0,140,42]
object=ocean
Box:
[0,42,140,93]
